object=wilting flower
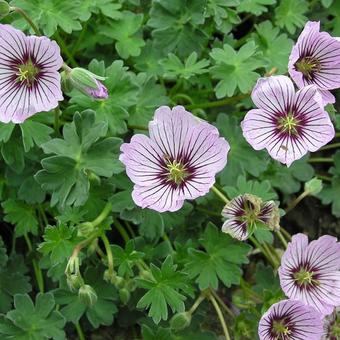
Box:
[258,299,324,340]
[221,194,279,241]
[241,75,334,166]
[0,24,63,123]
[288,21,340,104]
[120,106,229,212]
[279,233,340,316]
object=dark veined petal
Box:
[258,299,324,340]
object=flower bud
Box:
[0,1,10,19]
[119,288,131,305]
[78,284,98,307]
[65,255,80,276]
[66,273,83,292]
[305,177,323,196]
[170,312,191,331]
[103,269,125,288]
[68,67,108,100]
[77,222,94,238]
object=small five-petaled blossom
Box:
[120,106,230,212]
[279,233,340,316]
[221,194,279,241]
[289,21,340,104]
[241,75,335,166]
[258,299,324,340]
[0,24,63,123]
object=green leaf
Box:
[217,115,269,186]
[252,21,293,73]
[185,223,251,290]
[0,293,65,340]
[54,267,118,328]
[128,74,169,128]
[210,41,267,98]
[161,52,210,80]
[39,224,80,264]
[136,256,191,324]
[2,199,39,236]
[20,120,54,153]
[148,0,208,58]
[70,61,139,135]
[35,110,123,208]
[275,0,308,34]
[224,175,278,201]
[100,11,145,59]
[237,0,276,15]
[112,240,144,277]
[0,252,31,314]
[11,0,83,36]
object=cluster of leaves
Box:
[0,0,339,339]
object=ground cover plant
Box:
[0,0,340,339]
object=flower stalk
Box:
[10,6,41,35]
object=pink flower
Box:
[0,24,63,123]
[120,106,230,212]
[241,75,334,167]
[279,233,340,316]
[288,21,340,104]
[258,299,324,340]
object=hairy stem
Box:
[24,234,44,293]
[113,218,130,243]
[188,292,206,315]
[211,185,229,204]
[11,7,41,35]
[187,93,248,110]
[285,191,310,213]
[210,289,235,318]
[75,322,85,340]
[54,30,77,67]
[250,236,277,268]
[276,230,288,249]
[320,142,340,151]
[308,157,333,164]
[91,202,113,227]
[208,292,231,340]
[101,233,114,275]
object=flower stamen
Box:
[294,268,319,287]
[278,113,300,135]
[165,158,188,185]
[272,320,291,338]
[16,60,39,86]
[295,56,321,80]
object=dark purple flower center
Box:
[295,56,321,80]
[16,59,40,87]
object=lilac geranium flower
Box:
[221,194,279,241]
[258,299,324,340]
[0,24,63,123]
[120,106,230,212]
[241,75,335,166]
[279,233,340,316]
[288,21,340,104]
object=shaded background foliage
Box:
[0,0,339,339]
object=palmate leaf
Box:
[136,256,192,324]
[0,293,65,340]
[275,0,308,34]
[2,199,39,236]
[210,41,267,98]
[100,11,145,59]
[185,223,251,290]
[69,61,139,136]
[148,0,208,58]
[35,110,123,208]
[252,21,293,73]
[237,0,276,15]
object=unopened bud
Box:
[78,284,98,307]
[170,312,191,330]
[103,269,125,288]
[68,68,108,100]
[66,274,83,292]
[119,288,131,305]
[0,1,10,19]
[305,177,323,196]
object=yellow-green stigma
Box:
[278,113,299,135]
[272,320,291,337]
[294,268,319,286]
[295,56,320,80]
[166,159,187,185]
[16,60,39,86]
